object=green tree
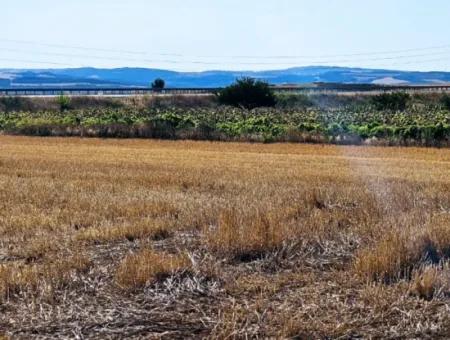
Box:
[151,78,165,91]
[217,78,276,109]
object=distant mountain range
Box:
[1,66,450,88]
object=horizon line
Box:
[2,65,450,73]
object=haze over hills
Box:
[1,66,450,88]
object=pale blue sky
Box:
[2,0,450,71]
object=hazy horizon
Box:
[3,65,450,74]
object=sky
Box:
[2,0,450,71]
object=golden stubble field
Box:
[0,136,449,338]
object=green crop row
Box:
[0,106,449,146]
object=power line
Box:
[1,39,450,71]
[0,47,152,63]
[1,57,448,72]
[0,57,76,67]
[0,38,147,56]
[299,52,450,65]
[0,38,183,57]
[375,56,450,67]
[1,46,450,66]
[1,37,450,60]
[196,45,450,60]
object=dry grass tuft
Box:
[204,209,292,261]
[115,249,192,289]
[8,238,61,263]
[424,215,450,259]
[76,220,173,243]
[409,263,450,301]
[354,215,450,283]
[410,267,439,300]
[0,255,91,301]
[354,232,416,283]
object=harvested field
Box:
[0,136,449,338]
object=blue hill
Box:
[1,66,450,88]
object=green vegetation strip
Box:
[0,105,449,146]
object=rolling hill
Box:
[1,66,450,88]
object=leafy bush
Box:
[441,94,450,110]
[68,96,124,109]
[0,97,37,112]
[217,116,285,139]
[217,78,276,109]
[57,95,71,112]
[371,92,410,111]
[0,97,21,112]
[276,93,314,109]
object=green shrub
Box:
[0,97,35,112]
[57,95,71,112]
[276,94,314,109]
[348,124,370,139]
[298,122,323,132]
[440,94,450,110]
[326,123,346,136]
[371,92,410,111]
[217,78,276,109]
